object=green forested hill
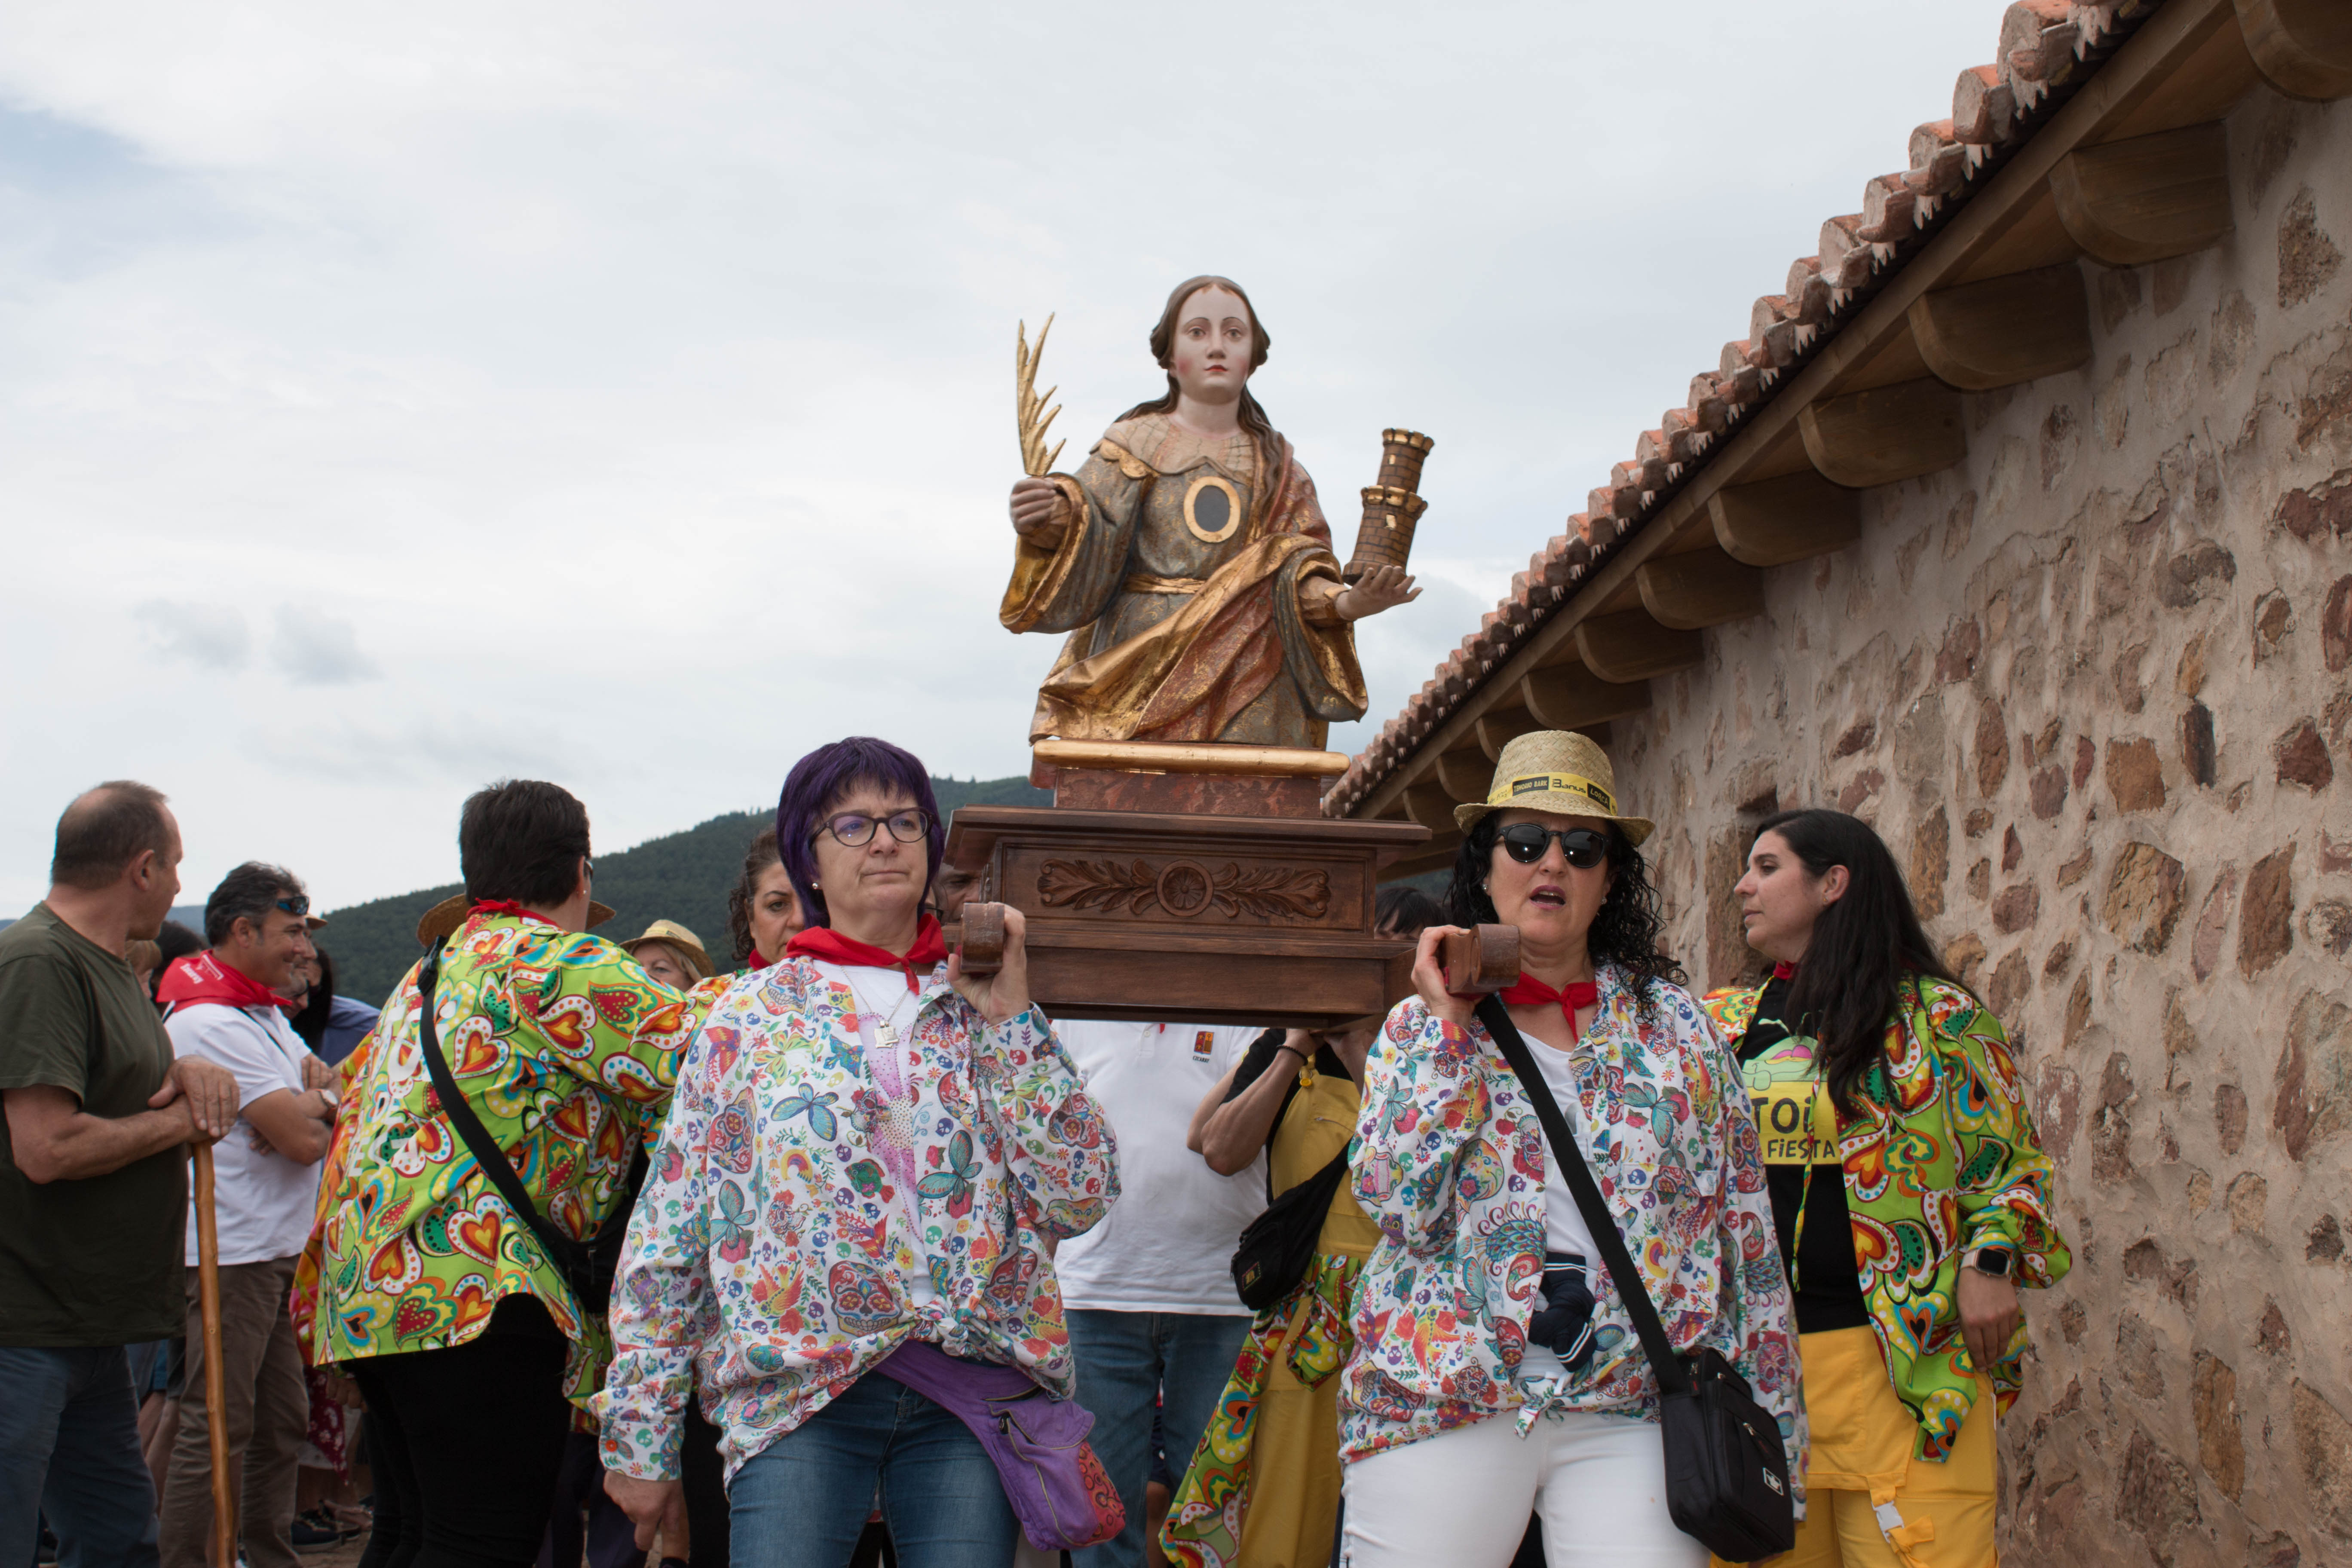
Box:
[322,775,1050,1008]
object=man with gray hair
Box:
[153,863,330,1568]
[0,782,238,1568]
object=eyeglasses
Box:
[1498,824,1609,869]
[817,809,932,848]
[274,896,312,917]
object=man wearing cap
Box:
[619,919,714,989]
[292,779,714,1562]
[152,863,331,1568]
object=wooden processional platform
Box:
[943,739,1431,1028]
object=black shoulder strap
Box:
[1474,993,1688,1397]
[413,940,586,1278]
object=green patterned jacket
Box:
[1702,974,2070,1460]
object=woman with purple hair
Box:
[595,737,1122,1566]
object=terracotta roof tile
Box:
[1326,0,2153,819]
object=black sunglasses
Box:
[1497,824,1610,869]
[274,896,312,917]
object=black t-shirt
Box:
[1735,974,1871,1335]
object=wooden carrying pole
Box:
[191,1142,236,1568]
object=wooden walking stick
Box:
[191,1142,237,1568]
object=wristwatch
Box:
[1964,1245,2014,1277]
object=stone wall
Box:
[1608,80,2352,1566]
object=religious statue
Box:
[1001,276,1419,750]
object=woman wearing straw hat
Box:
[1338,731,1802,1567]
[621,919,715,989]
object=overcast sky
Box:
[0,1,2001,913]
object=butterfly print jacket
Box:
[1343,971,1804,1504]
[593,957,1119,1482]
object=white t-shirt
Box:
[167,1002,325,1266]
[1052,1020,1264,1314]
[1523,1038,1602,1261]
[815,960,937,1310]
[1519,1037,1604,1384]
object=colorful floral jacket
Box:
[291,912,707,1406]
[1702,974,2070,1460]
[1342,971,1803,1494]
[592,958,1119,1482]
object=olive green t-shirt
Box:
[0,903,187,1345]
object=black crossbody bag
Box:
[1229,1045,1354,1311]
[413,939,635,1317]
[1475,995,1795,1562]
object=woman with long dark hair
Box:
[596,737,1121,1566]
[1708,808,2069,1568]
[1338,732,1799,1566]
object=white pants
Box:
[1341,1410,1708,1568]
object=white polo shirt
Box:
[167,1002,325,1266]
[1052,1020,1264,1315]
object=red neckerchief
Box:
[156,950,300,1015]
[786,915,948,993]
[1771,961,1798,980]
[471,899,557,927]
[750,949,770,969]
[1499,974,1601,1043]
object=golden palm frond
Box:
[1016,314,1065,477]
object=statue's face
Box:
[1170,286,1252,406]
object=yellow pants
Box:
[1718,1326,1999,1568]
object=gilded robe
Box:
[999,413,1369,747]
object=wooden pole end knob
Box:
[954,902,1005,976]
[1442,924,1521,993]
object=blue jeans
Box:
[0,1345,160,1568]
[728,1368,1016,1568]
[1064,1310,1253,1568]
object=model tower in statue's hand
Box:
[1001,276,1420,750]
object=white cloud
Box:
[0,1,2007,910]
[138,600,249,670]
[270,605,377,685]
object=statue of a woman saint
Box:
[1001,276,1418,749]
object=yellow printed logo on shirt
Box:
[1742,1035,1840,1165]
[1191,1031,1214,1063]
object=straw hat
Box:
[1453,730,1654,846]
[619,919,713,982]
[414,893,617,946]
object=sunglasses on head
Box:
[274,896,311,917]
[1497,824,1610,869]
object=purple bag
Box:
[873,1339,1125,1551]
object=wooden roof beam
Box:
[1709,470,1863,567]
[1433,748,1494,802]
[1403,781,1457,832]
[1521,665,1653,730]
[2236,0,2352,100]
[1574,612,1705,684]
[1476,707,1543,762]
[1909,262,2093,391]
[1799,377,1967,489]
[1636,549,1767,631]
[2050,121,2233,265]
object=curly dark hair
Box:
[726,827,781,967]
[1442,814,1684,1014]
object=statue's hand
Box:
[1010,477,1071,548]
[1335,564,1421,620]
